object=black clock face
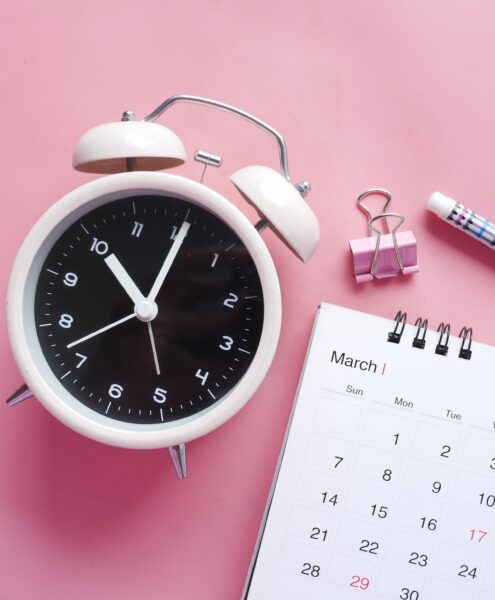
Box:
[34,194,264,424]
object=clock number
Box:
[63,272,78,287]
[359,539,379,554]
[90,237,109,256]
[400,589,419,600]
[420,517,437,531]
[223,293,239,309]
[371,504,388,519]
[301,563,320,577]
[219,336,234,351]
[432,481,442,494]
[195,369,209,386]
[131,221,143,238]
[170,225,178,240]
[211,253,219,268]
[382,468,392,482]
[108,384,123,399]
[75,353,87,368]
[490,458,495,470]
[440,445,451,458]
[59,314,74,329]
[334,456,343,468]
[409,552,428,567]
[458,565,477,579]
[152,387,167,403]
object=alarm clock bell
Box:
[73,97,318,262]
[6,95,319,479]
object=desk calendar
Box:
[243,303,495,600]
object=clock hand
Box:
[147,322,161,375]
[66,313,135,348]
[104,253,146,306]
[147,221,190,302]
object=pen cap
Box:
[427,191,457,219]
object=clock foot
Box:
[168,444,187,479]
[6,383,33,406]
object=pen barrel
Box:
[446,202,495,249]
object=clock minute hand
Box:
[147,221,190,302]
[104,253,146,306]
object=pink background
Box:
[1,1,495,598]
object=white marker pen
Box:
[427,191,495,249]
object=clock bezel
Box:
[7,172,282,449]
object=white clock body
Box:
[6,171,282,449]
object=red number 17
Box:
[470,529,488,542]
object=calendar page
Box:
[243,303,495,600]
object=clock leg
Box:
[6,383,34,406]
[168,443,187,479]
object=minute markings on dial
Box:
[35,194,263,425]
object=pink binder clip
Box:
[349,189,419,283]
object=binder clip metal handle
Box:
[357,189,392,234]
[368,212,405,277]
[349,189,419,283]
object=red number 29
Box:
[350,575,370,590]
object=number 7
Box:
[334,456,343,468]
[75,352,87,368]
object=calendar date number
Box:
[458,564,477,579]
[350,575,369,590]
[310,527,328,542]
[359,539,379,554]
[409,552,428,567]
[371,504,388,519]
[321,492,338,506]
[469,528,487,542]
[301,563,320,577]
[479,492,495,507]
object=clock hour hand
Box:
[66,313,135,348]
[147,221,190,302]
[104,253,146,306]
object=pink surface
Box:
[1,2,495,599]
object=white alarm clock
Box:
[6,95,319,477]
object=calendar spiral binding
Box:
[387,311,473,360]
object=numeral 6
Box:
[108,384,123,398]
